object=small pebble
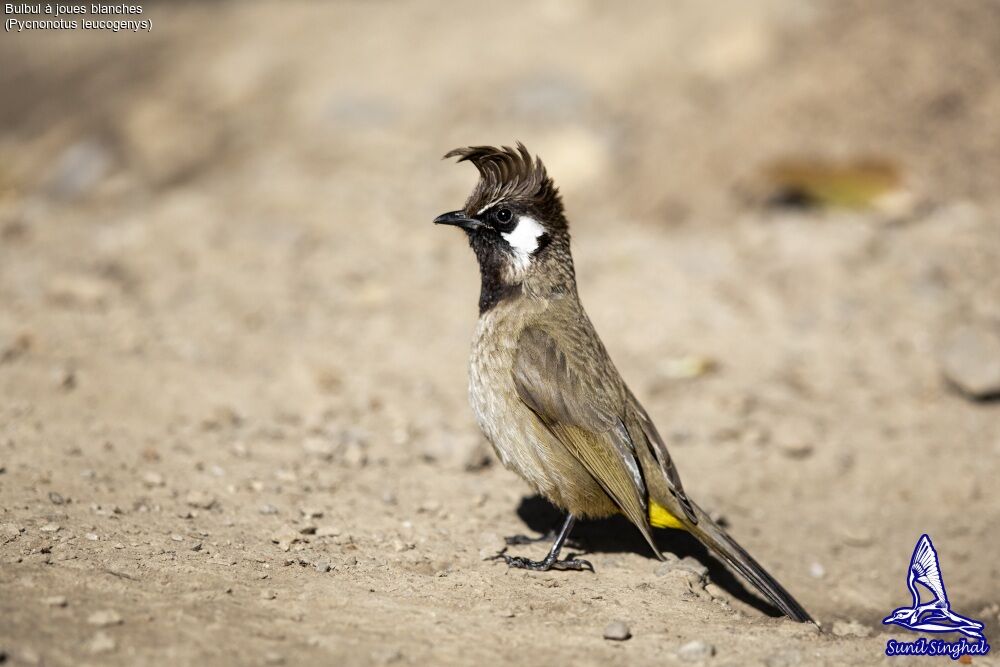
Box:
[40,523,60,533]
[87,631,116,654]
[603,620,631,641]
[704,583,727,601]
[259,504,279,515]
[940,324,1000,399]
[271,526,301,552]
[87,610,123,627]
[260,590,277,600]
[264,652,285,665]
[42,595,68,607]
[185,491,216,510]
[418,500,442,514]
[1,523,21,542]
[342,441,368,468]
[809,562,825,578]
[141,471,165,487]
[677,640,715,662]
[841,528,873,548]
[315,561,332,573]
[48,491,65,505]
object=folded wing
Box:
[513,326,661,556]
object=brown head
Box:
[435,143,575,313]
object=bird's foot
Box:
[487,548,593,572]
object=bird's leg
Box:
[503,529,557,546]
[490,514,593,572]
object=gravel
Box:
[185,491,217,510]
[940,324,1000,399]
[677,640,715,661]
[86,631,117,655]
[271,526,302,552]
[142,472,166,488]
[87,610,123,627]
[602,620,631,641]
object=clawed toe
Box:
[486,547,593,572]
[549,556,593,572]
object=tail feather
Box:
[684,502,814,624]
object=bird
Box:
[883,534,984,639]
[434,142,814,623]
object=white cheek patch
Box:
[502,216,546,272]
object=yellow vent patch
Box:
[649,501,686,530]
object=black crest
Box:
[444,143,566,228]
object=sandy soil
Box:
[1,2,999,665]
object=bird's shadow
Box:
[514,494,785,619]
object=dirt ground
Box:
[1,1,999,665]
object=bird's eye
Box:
[491,207,516,232]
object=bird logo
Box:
[883,534,986,640]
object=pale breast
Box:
[468,301,562,499]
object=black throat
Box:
[468,231,522,315]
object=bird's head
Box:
[883,608,915,625]
[435,143,573,311]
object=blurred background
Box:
[1,1,998,665]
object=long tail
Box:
[683,501,814,623]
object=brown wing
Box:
[625,387,698,525]
[513,326,661,555]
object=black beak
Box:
[434,210,481,231]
